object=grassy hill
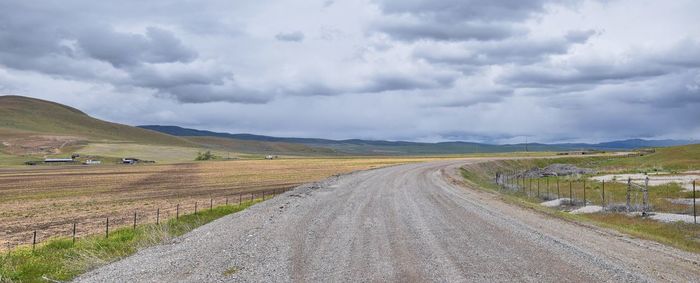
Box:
[0,96,338,162]
[602,143,700,171]
[0,96,193,146]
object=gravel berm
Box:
[75,159,700,282]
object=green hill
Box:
[605,143,700,171]
[0,95,194,146]
[0,96,336,161]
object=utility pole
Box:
[525,136,528,152]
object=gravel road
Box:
[76,159,700,282]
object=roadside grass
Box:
[460,163,700,253]
[0,199,262,282]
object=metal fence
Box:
[494,171,698,224]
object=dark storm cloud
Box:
[275,32,305,42]
[163,83,271,104]
[375,0,558,22]
[413,29,595,66]
[0,1,270,104]
[372,0,566,42]
[375,20,522,42]
[498,39,700,89]
[78,27,198,67]
[289,71,457,96]
[500,64,669,88]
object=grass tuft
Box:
[222,266,240,276]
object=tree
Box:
[195,151,215,161]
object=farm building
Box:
[44,158,75,163]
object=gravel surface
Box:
[591,173,700,191]
[75,159,700,282]
[570,205,603,214]
[650,212,697,224]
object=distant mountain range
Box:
[139,125,699,155]
[3,95,697,162]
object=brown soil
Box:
[0,158,432,249]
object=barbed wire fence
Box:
[1,187,293,254]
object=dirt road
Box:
[76,159,700,282]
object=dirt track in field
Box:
[77,159,700,282]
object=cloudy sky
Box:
[1,0,699,143]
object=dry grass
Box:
[0,157,441,249]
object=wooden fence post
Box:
[106,217,109,239]
[693,180,696,224]
[626,178,632,212]
[72,222,77,244]
[32,230,37,252]
[569,181,573,205]
[583,180,587,206]
[156,208,160,225]
[556,178,560,199]
[602,180,605,210]
[133,212,137,230]
[642,177,649,216]
[176,204,180,220]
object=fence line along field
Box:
[0,157,439,249]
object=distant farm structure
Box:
[44,158,75,164]
[556,150,602,156]
[122,158,155,164]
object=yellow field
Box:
[0,157,447,249]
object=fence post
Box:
[176,204,180,220]
[693,180,696,224]
[569,181,573,205]
[195,202,198,215]
[210,198,213,210]
[239,193,242,206]
[133,212,137,230]
[106,217,110,239]
[546,178,550,199]
[642,177,649,216]
[583,180,586,206]
[32,230,37,252]
[72,222,77,244]
[226,197,228,206]
[556,178,560,199]
[156,208,160,225]
[602,180,605,210]
[626,177,631,212]
[537,178,540,198]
